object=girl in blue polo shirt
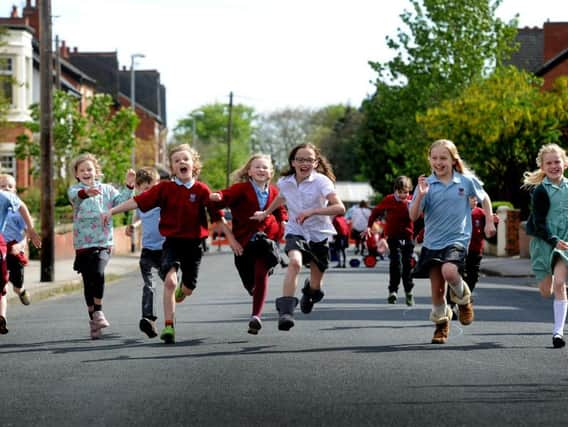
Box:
[409,139,496,344]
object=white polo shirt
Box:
[278,172,337,242]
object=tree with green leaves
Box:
[417,67,568,214]
[361,0,518,196]
[16,90,138,204]
[173,102,255,189]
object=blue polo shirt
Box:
[137,207,165,251]
[0,190,21,234]
[410,171,485,250]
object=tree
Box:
[173,102,256,189]
[417,67,568,215]
[16,91,138,203]
[361,0,518,195]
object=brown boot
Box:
[431,321,450,344]
[449,281,474,325]
[458,302,474,325]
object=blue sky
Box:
[6,0,568,128]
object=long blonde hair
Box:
[230,153,273,184]
[522,143,568,189]
[429,139,475,177]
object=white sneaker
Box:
[89,320,101,340]
[92,311,110,329]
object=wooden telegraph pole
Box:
[39,0,54,281]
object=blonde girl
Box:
[252,143,345,331]
[409,139,495,344]
[210,154,287,334]
[105,144,227,344]
[523,143,568,348]
[68,153,136,339]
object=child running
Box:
[523,143,568,348]
[0,185,41,334]
[368,175,415,306]
[210,153,287,334]
[126,167,165,338]
[104,144,225,344]
[409,139,495,344]
[68,153,136,339]
[252,143,345,331]
[0,174,32,306]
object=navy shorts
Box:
[160,238,203,290]
[284,234,329,273]
[411,244,466,278]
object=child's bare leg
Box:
[429,265,446,306]
[163,268,179,322]
[308,263,324,291]
[282,250,302,297]
[552,261,568,346]
[539,275,553,298]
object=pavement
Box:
[4,243,535,304]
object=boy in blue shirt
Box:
[126,167,165,338]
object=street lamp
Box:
[129,53,144,253]
[130,53,145,169]
[191,110,204,144]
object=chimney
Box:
[22,0,40,38]
[60,40,68,59]
[10,5,18,18]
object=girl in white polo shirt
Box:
[252,143,345,331]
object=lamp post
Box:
[129,53,144,253]
[130,53,145,169]
[191,110,204,144]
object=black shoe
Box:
[248,316,262,335]
[553,334,566,348]
[278,314,295,331]
[275,297,298,331]
[300,279,325,314]
[0,315,8,335]
[139,318,158,338]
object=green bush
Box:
[492,200,514,211]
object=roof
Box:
[118,69,166,125]
[535,47,568,76]
[334,182,375,203]
[67,52,120,101]
[506,27,544,73]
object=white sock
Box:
[448,279,465,299]
[432,304,448,319]
[553,299,568,336]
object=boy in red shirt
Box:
[368,176,415,306]
[332,214,349,268]
[105,144,226,344]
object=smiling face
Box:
[75,160,97,186]
[0,175,16,193]
[395,188,410,201]
[170,150,194,182]
[292,147,318,181]
[429,146,455,181]
[542,150,566,185]
[248,157,272,185]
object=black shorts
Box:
[160,238,203,290]
[411,244,466,279]
[284,234,329,273]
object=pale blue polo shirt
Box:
[137,207,165,251]
[410,171,486,250]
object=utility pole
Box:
[226,91,233,188]
[54,34,60,90]
[39,0,54,281]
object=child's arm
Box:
[480,193,496,238]
[409,175,428,221]
[213,218,243,255]
[17,203,41,248]
[102,198,139,226]
[296,193,345,225]
[250,193,286,221]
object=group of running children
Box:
[0,140,565,349]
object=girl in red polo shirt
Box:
[210,154,287,334]
[105,144,227,344]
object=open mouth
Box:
[180,166,189,174]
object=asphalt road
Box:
[1,252,566,427]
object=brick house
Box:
[0,1,168,188]
[508,21,568,90]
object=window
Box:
[0,57,13,105]
[0,155,15,176]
